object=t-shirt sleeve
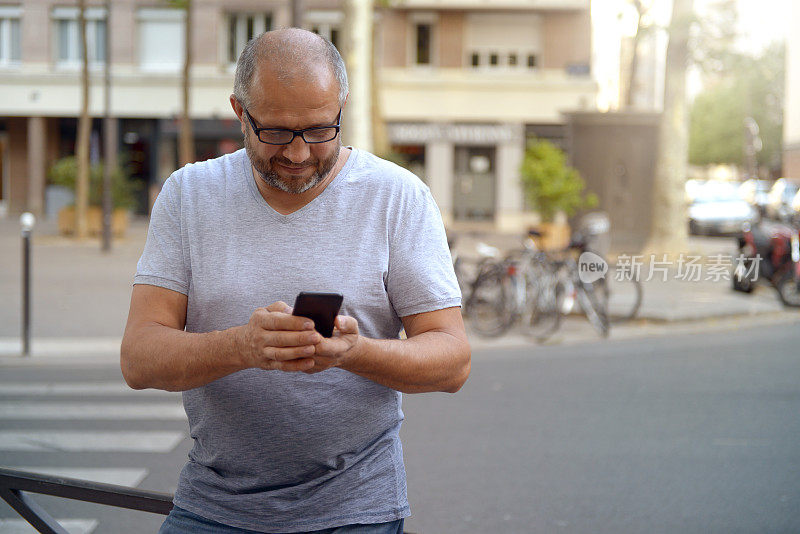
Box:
[134,175,190,295]
[386,186,461,317]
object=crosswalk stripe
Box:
[0,382,179,397]
[0,402,186,420]
[0,431,185,452]
[7,467,149,487]
[0,519,97,534]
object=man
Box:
[121,28,470,534]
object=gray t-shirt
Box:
[134,148,460,533]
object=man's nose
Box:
[282,135,311,163]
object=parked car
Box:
[739,179,771,216]
[765,178,800,222]
[688,181,758,235]
[791,188,800,224]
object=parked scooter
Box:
[732,220,800,307]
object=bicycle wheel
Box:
[465,263,514,337]
[525,268,564,342]
[603,266,643,322]
[576,278,610,337]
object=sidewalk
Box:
[0,216,797,361]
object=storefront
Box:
[388,121,528,232]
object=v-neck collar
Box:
[243,148,357,222]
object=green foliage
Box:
[689,41,785,170]
[48,156,139,210]
[519,140,598,223]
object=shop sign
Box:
[389,123,520,144]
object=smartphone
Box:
[291,292,344,338]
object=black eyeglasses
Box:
[243,108,342,145]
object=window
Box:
[227,13,272,64]
[52,7,106,67]
[465,13,542,72]
[307,11,342,51]
[0,6,21,66]
[137,8,184,72]
[310,25,340,50]
[471,52,479,67]
[415,23,431,65]
[527,54,538,68]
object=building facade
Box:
[0,0,597,232]
[784,0,800,178]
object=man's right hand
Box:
[238,301,322,372]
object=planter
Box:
[58,206,130,238]
[531,222,571,251]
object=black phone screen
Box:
[291,292,344,338]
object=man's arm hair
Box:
[120,285,318,392]
[339,307,471,394]
[120,284,250,391]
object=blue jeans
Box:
[158,505,405,534]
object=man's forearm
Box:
[340,331,471,394]
[121,324,248,392]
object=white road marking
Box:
[0,431,186,452]
[0,337,121,356]
[0,519,97,533]
[0,382,178,397]
[0,402,186,420]
[6,467,148,487]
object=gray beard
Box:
[245,136,340,195]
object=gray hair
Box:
[233,29,349,109]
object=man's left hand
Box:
[303,315,360,374]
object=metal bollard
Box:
[19,212,35,357]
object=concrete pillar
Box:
[426,139,454,225]
[26,116,46,217]
[495,123,533,232]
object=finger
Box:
[257,310,315,332]
[266,330,321,348]
[313,337,352,358]
[265,344,317,362]
[277,358,316,372]
[266,301,292,314]
[334,315,359,335]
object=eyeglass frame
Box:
[243,107,342,145]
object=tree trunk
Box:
[371,8,389,157]
[102,0,114,252]
[178,0,195,166]
[341,0,373,152]
[75,0,91,239]
[625,6,644,108]
[644,0,693,256]
[291,0,304,28]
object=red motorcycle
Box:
[733,221,800,307]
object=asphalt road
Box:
[1,319,799,533]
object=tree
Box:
[623,0,655,108]
[75,0,91,238]
[519,140,597,223]
[166,0,195,166]
[341,0,374,152]
[645,0,694,255]
[688,42,785,174]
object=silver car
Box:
[688,181,758,235]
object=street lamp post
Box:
[19,212,35,357]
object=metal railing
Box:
[0,467,173,534]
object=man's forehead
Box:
[250,64,337,103]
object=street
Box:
[1,319,799,533]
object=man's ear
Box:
[230,95,246,135]
[230,94,243,120]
